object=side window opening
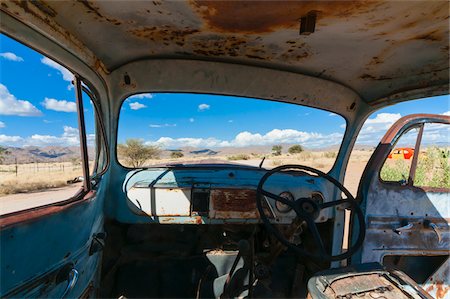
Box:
[0,34,104,215]
[380,122,450,189]
[380,127,420,185]
[345,95,448,196]
[413,123,450,189]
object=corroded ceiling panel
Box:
[1,0,448,103]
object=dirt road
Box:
[0,184,82,215]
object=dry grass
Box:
[1,150,374,196]
[0,162,90,196]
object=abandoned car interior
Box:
[0,1,449,298]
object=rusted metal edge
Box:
[369,84,449,107]
[380,114,450,144]
[0,191,96,229]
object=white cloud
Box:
[365,113,401,125]
[42,98,76,112]
[328,113,337,116]
[340,124,346,129]
[147,137,229,148]
[228,120,234,123]
[0,121,5,128]
[356,113,402,144]
[0,52,24,62]
[0,134,23,145]
[43,119,57,124]
[198,103,210,111]
[129,93,153,100]
[0,84,42,116]
[41,57,73,82]
[0,126,95,147]
[420,122,450,146]
[149,123,177,128]
[145,128,343,149]
[442,111,450,116]
[189,118,195,123]
[129,102,147,110]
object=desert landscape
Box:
[0,144,373,214]
[1,143,447,215]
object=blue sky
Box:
[0,33,449,149]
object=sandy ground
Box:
[0,159,368,215]
[0,184,82,215]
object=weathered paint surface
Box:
[323,273,416,298]
[358,114,450,296]
[1,1,448,103]
[121,167,332,224]
[210,189,259,219]
[424,257,450,299]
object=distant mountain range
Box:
[1,146,94,164]
[1,144,376,165]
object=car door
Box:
[0,78,107,298]
[356,114,450,298]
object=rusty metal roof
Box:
[1,1,448,104]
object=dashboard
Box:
[123,164,332,225]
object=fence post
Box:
[15,157,18,177]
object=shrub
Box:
[170,151,184,159]
[380,159,410,183]
[298,151,313,161]
[228,154,250,161]
[288,145,304,154]
[0,146,10,164]
[323,151,337,158]
[380,147,450,188]
[272,145,282,156]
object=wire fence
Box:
[0,160,87,177]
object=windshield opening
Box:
[117,93,346,171]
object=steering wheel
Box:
[256,165,365,262]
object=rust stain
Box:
[210,188,273,219]
[128,25,199,47]
[360,73,392,81]
[77,0,122,25]
[191,36,252,57]
[8,0,104,73]
[410,29,443,42]
[29,0,57,17]
[435,281,450,299]
[211,189,257,212]
[191,1,382,34]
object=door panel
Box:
[357,114,450,297]
[0,190,104,298]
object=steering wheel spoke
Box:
[319,198,352,210]
[304,215,327,255]
[256,164,366,262]
[260,189,296,209]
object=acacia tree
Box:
[117,139,161,167]
[288,144,304,154]
[272,145,282,156]
[170,151,184,159]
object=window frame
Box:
[378,120,450,192]
[115,91,349,173]
[0,75,108,224]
